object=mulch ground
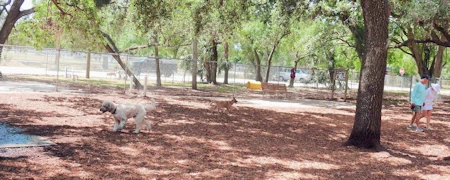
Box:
[1,77,450,179]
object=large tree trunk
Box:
[253,48,263,82]
[0,0,35,60]
[223,41,229,84]
[406,27,429,76]
[192,37,198,89]
[345,0,389,150]
[154,30,161,87]
[264,41,279,83]
[205,37,218,84]
[433,45,445,78]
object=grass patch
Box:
[7,74,247,93]
[12,75,128,89]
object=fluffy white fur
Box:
[100,98,157,133]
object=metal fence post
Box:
[45,51,48,76]
[409,76,413,101]
[55,48,61,92]
[144,75,148,97]
[123,73,127,92]
[182,59,187,88]
[233,62,236,95]
[344,69,348,102]
[86,51,91,78]
[172,63,175,85]
[129,79,133,92]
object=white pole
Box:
[45,51,48,75]
[129,79,133,92]
[233,62,236,95]
[144,75,148,97]
[123,75,127,92]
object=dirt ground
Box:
[1,78,450,179]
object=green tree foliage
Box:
[389,0,450,77]
[7,0,450,81]
[20,1,104,51]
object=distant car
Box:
[277,68,311,82]
[130,58,178,77]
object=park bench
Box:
[261,82,293,98]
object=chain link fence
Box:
[0,45,447,96]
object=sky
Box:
[21,0,34,11]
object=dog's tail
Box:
[144,98,158,112]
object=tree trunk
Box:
[192,37,198,89]
[224,41,229,84]
[345,0,389,150]
[205,37,218,84]
[433,45,445,78]
[406,27,429,76]
[264,41,279,83]
[154,30,161,87]
[253,48,263,82]
[104,44,143,89]
[102,32,142,89]
[0,0,34,60]
[211,38,218,84]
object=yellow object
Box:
[246,81,262,89]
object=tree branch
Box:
[65,2,84,11]
[121,42,192,53]
[101,31,120,53]
[51,0,69,15]
[398,47,413,56]
[0,0,11,6]
[390,38,450,48]
[336,37,355,48]
[17,8,35,20]
[433,22,450,43]
[0,0,11,16]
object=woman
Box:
[420,83,440,130]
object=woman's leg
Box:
[426,110,433,128]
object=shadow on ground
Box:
[0,94,449,179]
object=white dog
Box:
[100,98,157,133]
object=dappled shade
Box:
[0,87,449,179]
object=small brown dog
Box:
[107,72,117,77]
[210,97,238,113]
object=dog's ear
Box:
[108,102,115,110]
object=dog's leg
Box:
[112,120,120,132]
[133,124,142,133]
[118,118,127,130]
[143,119,152,131]
[133,113,145,133]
